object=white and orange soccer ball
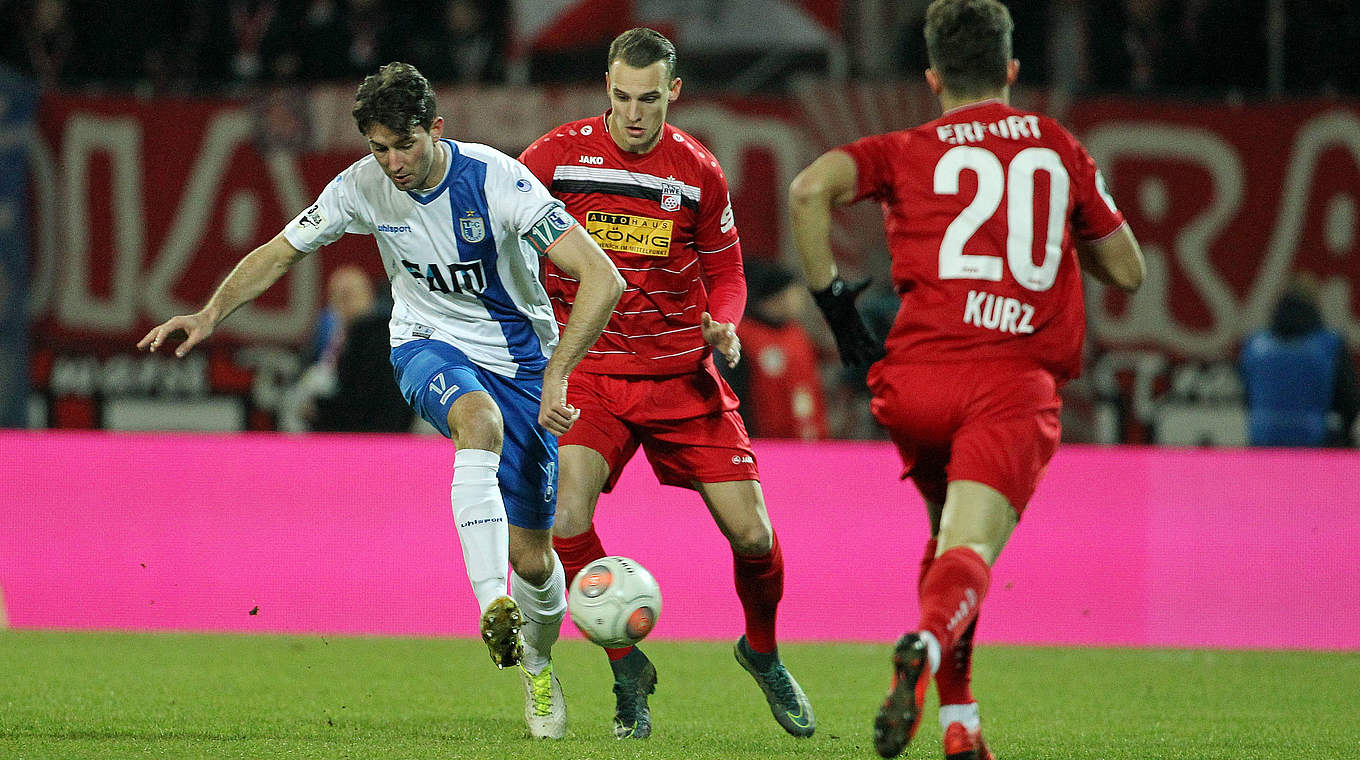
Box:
[568,556,662,648]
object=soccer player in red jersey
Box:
[519,27,815,740]
[789,1,1145,757]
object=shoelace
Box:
[528,668,553,716]
[761,663,798,707]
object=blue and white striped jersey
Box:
[284,138,575,380]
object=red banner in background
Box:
[25,86,1360,438]
[1071,98,1360,359]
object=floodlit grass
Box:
[0,630,1355,759]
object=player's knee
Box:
[551,506,593,538]
[449,396,503,451]
[511,547,553,586]
[727,522,773,556]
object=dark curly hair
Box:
[352,62,438,137]
[924,0,1013,97]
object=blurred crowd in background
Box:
[6,0,1358,96]
[5,0,1358,444]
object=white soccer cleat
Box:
[480,595,524,669]
[518,661,566,739]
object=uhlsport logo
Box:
[543,461,557,502]
[377,223,411,233]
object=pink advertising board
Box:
[1,431,1355,649]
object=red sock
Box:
[921,538,976,703]
[552,525,607,588]
[733,532,784,653]
[553,526,633,660]
[936,615,977,705]
[917,546,990,656]
[917,537,938,600]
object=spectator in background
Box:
[280,265,412,433]
[410,0,506,84]
[1239,272,1357,447]
[22,0,74,89]
[723,259,828,440]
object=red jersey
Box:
[520,113,744,376]
[840,100,1125,381]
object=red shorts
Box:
[867,358,1062,514]
[561,363,759,492]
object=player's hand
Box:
[538,374,580,436]
[137,312,215,358]
[810,277,885,367]
[701,312,741,368]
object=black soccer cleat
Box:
[734,636,816,737]
[609,647,657,739]
[874,632,931,758]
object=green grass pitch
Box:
[1,630,1355,759]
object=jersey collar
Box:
[408,139,458,205]
[941,98,1007,117]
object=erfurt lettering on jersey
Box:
[402,258,488,295]
[585,211,673,257]
[963,289,1036,335]
[937,115,1042,145]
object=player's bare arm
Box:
[788,150,859,290]
[790,149,883,366]
[540,225,625,434]
[1076,224,1145,293]
[138,232,307,357]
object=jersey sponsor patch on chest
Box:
[585,211,673,257]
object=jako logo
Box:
[377,224,411,233]
[730,455,754,464]
[579,155,604,165]
[946,588,978,632]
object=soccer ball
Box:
[568,556,662,648]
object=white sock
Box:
[939,702,981,731]
[918,630,942,674]
[511,550,567,675]
[451,448,508,614]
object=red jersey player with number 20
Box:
[519,27,815,741]
[789,1,1145,758]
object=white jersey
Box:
[283,138,575,379]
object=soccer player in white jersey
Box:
[139,63,624,740]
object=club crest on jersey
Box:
[660,181,682,212]
[458,211,486,243]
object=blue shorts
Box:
[391,339,557,530]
